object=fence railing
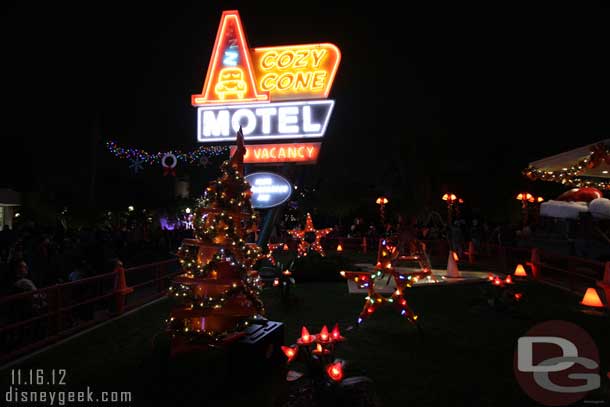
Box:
[0,258,180,365]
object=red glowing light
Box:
[505,275,513,284]
[298,326,315,344]
[326,362,344,381]
[367,306,374,314]
[514,293,523,301]
[281,345,297,362]
[318,325,329,342]
[331,323,344,341]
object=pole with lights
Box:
[376,196,389,228]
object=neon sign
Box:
[192,10,340,162]
[245,172,292,209]
[230,142,321,164]
[252,44,341,101]
[191,11,269,105]
[197,100,333,142]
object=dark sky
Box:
[2,2,610,219]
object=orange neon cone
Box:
[446,251,461,278]
[580,288,605,308]
[514,264,528,277]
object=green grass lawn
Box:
[1,267,609,406]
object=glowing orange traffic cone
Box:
[337,242,343,253]
[580,287,605,308]
[514,264,528,277]
[114,261,134,314]
[446,251,461,278]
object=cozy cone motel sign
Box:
[192,10,340,164]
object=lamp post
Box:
[376,196,389,227]
[442,193,460,225]
[516,192,535,226]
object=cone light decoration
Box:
[580,288,605,308]
[514,264,528,277]
[165,128,265,351]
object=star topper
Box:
[288,213,332,257]
[341,238,431,326]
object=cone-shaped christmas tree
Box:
[166,127,264,350]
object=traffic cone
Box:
[526,248,540,279]
[514,264,528,277]
[446,250,461,278]
[466,241,475,264]
[114,262,134,314]
[580,287,605,308]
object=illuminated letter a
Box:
[191,10,269,106]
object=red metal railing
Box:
[0,258,180,365]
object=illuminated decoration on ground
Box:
[196,100,334,142]
[288,213,332,257]
[191,10,340,158]
[252,43,341,101]
[106,140,228,165]
[244,172,292,209]
[282,324,347,384]
[230,142,320,164]
[165,129,265,351]
[340,238,431,326]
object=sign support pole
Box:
[257,206,283,249]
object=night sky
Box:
[2,2,610,222]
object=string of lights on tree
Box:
[523,142,610,189]
[105,140,230,174]
[165,129,265,345]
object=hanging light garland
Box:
[105,140,229,166]
[523,142,610,190]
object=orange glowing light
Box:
[281,345,297,362]
[452,252,459,262]
[514,264,527,277]
[231,142,321,164]
[516,192,534,202]
[580,288,605,308]
[192,11,269,105]
[282,269,292,276]
[252,43,341,101]
[326,362,344,381]
[442,193,457,202]
[537,196,544,203]
[283,243,289,251]
[376,196,389,205]
[337,242,343,252]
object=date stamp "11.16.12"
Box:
[10,369,67,386]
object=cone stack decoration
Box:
[166,127,265,348]
[341,238,431,325]
[288,213,332,257]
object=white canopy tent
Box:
[528,138,610,178]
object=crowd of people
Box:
[0,217,190,297]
